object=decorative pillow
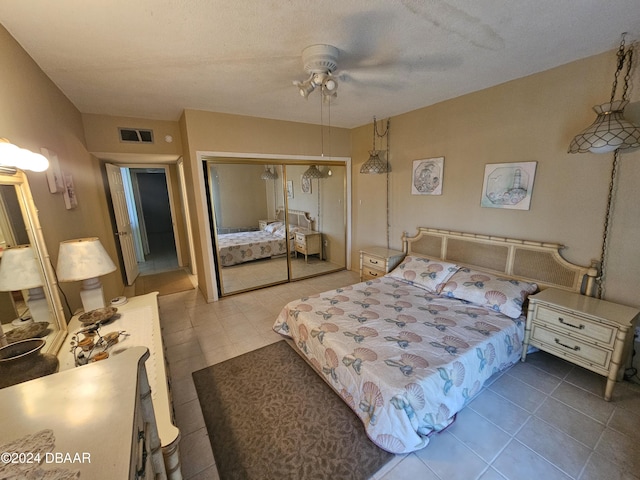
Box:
[264,222,283,234]
[388,255,459,294]
[440,267,538,319]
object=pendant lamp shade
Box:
[302,164,323,179]
[360,151,388,174]
[569,100,640,154]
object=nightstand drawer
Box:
[362,266,384,281]
[362,254,386,270]
[530,323,612,370]
[534,305,616,347]
[295,232,306,245]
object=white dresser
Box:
[58,292,182,478]
[0,346,166,479]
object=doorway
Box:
[105,162,189,284]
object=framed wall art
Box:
[286,180,294,199]
[411,157,444,195]
[480,161,537,210]
[63,172,78,209]
[301,175,311,194]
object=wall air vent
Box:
[118,128,154,144]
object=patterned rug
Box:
[192,340,394,480]
[134,269,194,296]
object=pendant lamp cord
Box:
[598,34,634,299]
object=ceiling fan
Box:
[293,44,340,101]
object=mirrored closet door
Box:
[205,159,346,296]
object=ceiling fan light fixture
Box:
[296,78,315,98]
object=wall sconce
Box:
[0,245,50,325]
[0,139,50,173]
[568,34,639,298]
[56,237,117,313]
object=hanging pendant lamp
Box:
[569,35,640,154]
[360,116,390,174]
[302,164,323,179]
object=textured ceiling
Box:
[1,0,638,128]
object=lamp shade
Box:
[56,237,116,282]
[0,245,43,291]
[302,165,323,179]
[569,101,640,154]
[360,151,388,174]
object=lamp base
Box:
[80,278,107,313]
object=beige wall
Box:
[82,113,183,157]
[0,24,124,315]
[352,49,640,308]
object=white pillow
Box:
[388,255,459,294]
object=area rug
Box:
[192,340,394,480]
[135,269,194,296]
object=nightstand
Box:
[522,288,639,401]
[359,247,405,282]
[294,229,322,262]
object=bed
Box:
[217,209,313,267]
[273,227,598,454]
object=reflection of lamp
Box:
[56,237,117,312]
[568,34,639,299]
[0,245,50,325]
[302,165,323,179]
[260,166,278,180]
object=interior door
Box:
[106,163,140,285]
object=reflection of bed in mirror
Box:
[216,209,313,267]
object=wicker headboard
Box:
[402,228,598,296]
[275,208,313,230]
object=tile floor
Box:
[156,271,640,480]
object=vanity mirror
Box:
[0,170,67,356]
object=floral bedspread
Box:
[217,230,288,266]
[273,275,525,454]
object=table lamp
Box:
[56,237,117,313]
[0,245,50,324]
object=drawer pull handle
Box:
[554,338,581,351]
[369,259,379,264]
[558,317,585,330]
[371,272,378,277]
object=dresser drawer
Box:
[362,254,386,271]
[533,304,616,347]
[530,323,612,370]
[362,266,384,281]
